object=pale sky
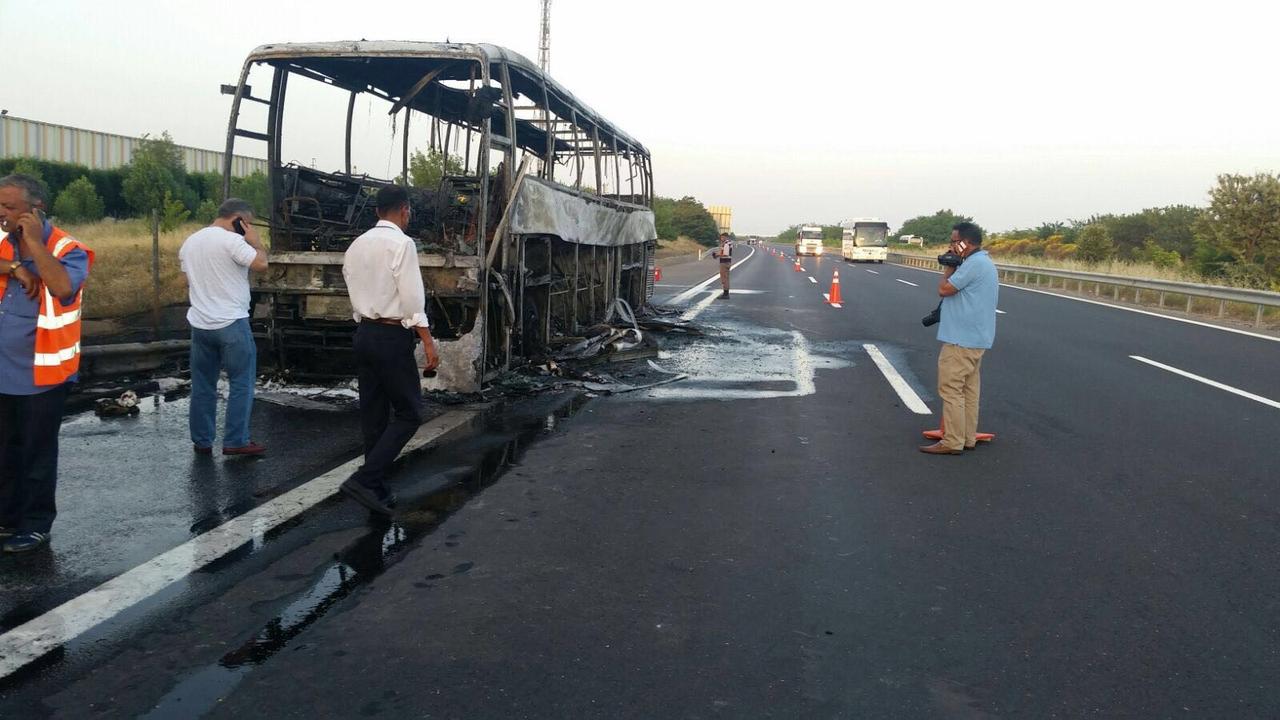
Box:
[5,0,1279,234]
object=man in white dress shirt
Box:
[338,185,439,515]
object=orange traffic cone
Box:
[794,258,803,272]
[922,415,995,443]
[827,270,843,305]
[655,267,662,282]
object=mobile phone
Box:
[232,217,247,236]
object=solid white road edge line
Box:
[0,409,482,680]
[1129,356,1280,410]
[864,344,932,415]
[891,263,1280,344]
[668,246,757,305]
[895,279,918,287]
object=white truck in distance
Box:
[796,226,824,256]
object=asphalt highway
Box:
[1,246,1277,718]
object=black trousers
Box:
[349,322,424,492]
[0,383,70,534]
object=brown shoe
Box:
[919,442,963,455]
[223,442,267,457]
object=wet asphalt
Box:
[2,246,1279,717]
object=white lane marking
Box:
[678,291,720,322]
[808,277,817,284]
[0,410,481,680]
[1130,356,1280,409]
[669,246,757,305]
[863,344,932,415]
[891,263,1280,344]
[895,279,919,287]
[996,309,1007,314]
[865,269,880,275]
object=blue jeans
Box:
[189,318,256,448]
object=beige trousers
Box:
[937,343,985,450]
[718,263,731,293]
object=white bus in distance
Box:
[796,225,824,256]
[841,219,890,263]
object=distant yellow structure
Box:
[707,205,733,234]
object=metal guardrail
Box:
[887,252,1280,328]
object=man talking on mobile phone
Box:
[179,198,269,457]
[920,222,999,455]
[339,185,439,515]
[0,174,94,553]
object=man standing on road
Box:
[179,199,269,457]
[712,232,733,298]
[920,222,998,455]
[0,174,94,553]
[339,185,439,515]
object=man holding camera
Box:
[180,199,269,457]
[920,222,998,455]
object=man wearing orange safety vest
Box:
[0,175,94,553]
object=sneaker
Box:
[223,442,267,457]
[3,531,50,553]
[194,445,213,455]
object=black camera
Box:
[921,301,942,327]
[937,251,964,268]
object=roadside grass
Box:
[894,245,1235,287]
[656,236,708,259]
[62,218,201,319]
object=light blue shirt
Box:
[937,249,998,350]
[0,221,91,395]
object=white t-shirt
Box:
[179,226,259,330]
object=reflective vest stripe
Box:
[34,342,81,367]
[52,237,76,256]
[36,306,81,330]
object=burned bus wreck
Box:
[221,42,656,391]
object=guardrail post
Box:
[1218,299,1226,318]
[1094,283,1101,297]
[1257,304,1265,328]
[1158,291,1166,308]
[1113,285,1120,300]
[1185,295,1194,313]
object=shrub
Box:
[193,199,218,224]
[52,176,106,222]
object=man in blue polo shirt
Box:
[921,222,998,455]
[0,174,92,552]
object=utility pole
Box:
[538,0,552,73]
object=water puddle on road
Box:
[140,393,586,718]
[627,320,862,402]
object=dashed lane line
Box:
[808,277,817,284]
[1130,356,1280,410]
[864,344,932,415]
[0,410,482,680]
[865,269,880,274]
[895,279,919,287]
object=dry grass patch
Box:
[61,219,201,319]
[656,236,708,260]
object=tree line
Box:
[795,174,1279,289]
[0,133,268,230]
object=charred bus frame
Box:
[221,42,656,391]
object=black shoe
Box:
[340,479,393,515]
[719,291,730,298]
[3,531,50,553]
